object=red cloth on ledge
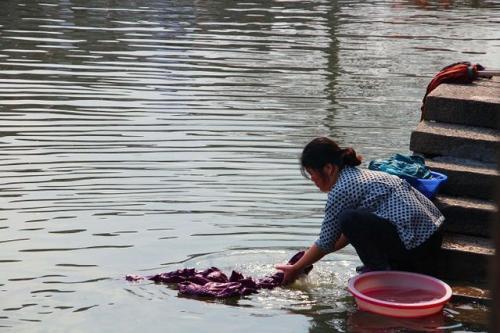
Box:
[420,62,487,120]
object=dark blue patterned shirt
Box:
[315,167,444,252]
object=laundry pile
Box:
[368,154,431,181]
[126,251,312,298]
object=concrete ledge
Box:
[434,195,496,237]
[450,283,491,306]
[424,77,500,129]
[410,121,499,163]
[426,157,498,200]
[437,233,494,282]
[441,233,494,255]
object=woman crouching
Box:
[276,137,444,284]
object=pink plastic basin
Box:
[347,271,452,318]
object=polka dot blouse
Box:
[315,166,445,253]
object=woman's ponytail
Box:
[341,147,362,167]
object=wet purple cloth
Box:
[125,251,312,298]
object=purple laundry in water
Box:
[125,251,312,298]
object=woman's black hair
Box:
[300,137,362,179]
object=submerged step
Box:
[434,195,496,237]
[410,121,499,163]
[424,77,500,129]
[426,157,498,200]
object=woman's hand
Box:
[276,244,327,285]
[275,264,301,285]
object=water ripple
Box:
[19,245,133,252]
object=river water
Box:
[1,0,498,332]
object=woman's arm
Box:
[276,234,349,284]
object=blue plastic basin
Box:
[407,171,448,199]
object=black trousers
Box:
[339,209,442,275]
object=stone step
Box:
[410,121,499,163]
[425,157,498,200]
[449,282,491,306]
[424,77,500,129]
[437,233,494,283]
[434,195,496,237]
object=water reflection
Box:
[1,0,498,331]
[346,311,446,332]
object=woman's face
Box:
[306,164,338,192]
